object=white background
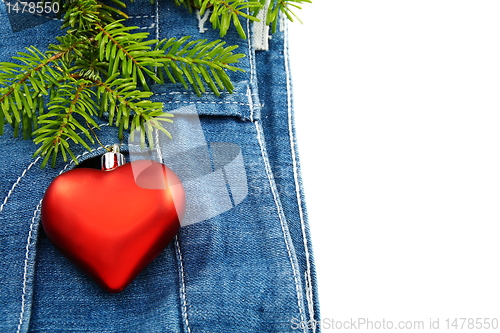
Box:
[289,1,500,331]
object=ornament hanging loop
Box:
[102,144,125,171]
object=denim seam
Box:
[145,23,191,323]
[246,85,254,122]
[283,20,316,328]
[28,13,61,21]
[0,157,41,216]
[255,120,307,332]
[138,24,155,30]
[246,12,256,96]
[279,12,286,32]
[164,100,251,107]
[23,9,159,29]
[174,236,192,333]
[1,9,159,24]
[16,200,42,333]
[152,105,190,333]
[161,92,248,97]
[128,15,156,19]
[155,0,159,40]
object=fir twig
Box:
[199,0,262,39]
[0,0,246,167]
[156,37,245,96]
[266,0,311,33]
[0,0,310,167]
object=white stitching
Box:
[164,100,250,107]
[2,11,159,23]
[246,85,254,122]
[155,91,246,96]
[254,121,307,332]
[32,13,61,21]
[279,10,286,32]
[154,0,159,40]
[305,269,315,330]
[5,13,157,21]
[0,157,40,216]
[128,15,156,19]
[283,19,316,330]
[138,23,155,30]
[16,200,42,333]
[174,236,192,333]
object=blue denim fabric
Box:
[0,1,320,332]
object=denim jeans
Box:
[0,1,320,332]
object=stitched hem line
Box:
[174,236,192,333]
[16,200,42,333]
[0,157,40,216]
[255,120,307,333]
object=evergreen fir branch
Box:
[156,36,245,96]
[0,0,291,167]
[61,0,127,34]
[48,35,94,64]
[32,79,99,168]
[94,20,164,91]
[198,0,262,39]
[129,108,174,150]
[95,76,174,150]
[92,75,168,141]
[0,43,86,139]
[266,0,311,33]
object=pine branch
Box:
[0,43,85,139]
[94,20,165,91]
[93,75,168,141]
[32,79,98,168]
[1,0,310,167]
[156,36,245,96]
[61,0,128,34]
[266,0,311,33]
[94,75,173,150]
[199,0,262,39]
[0,0,248,167]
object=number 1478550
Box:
[5,1,60,14]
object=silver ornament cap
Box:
[101,144,125,171]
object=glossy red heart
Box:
[41,160,185,293]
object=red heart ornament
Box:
[41,159,186,293]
